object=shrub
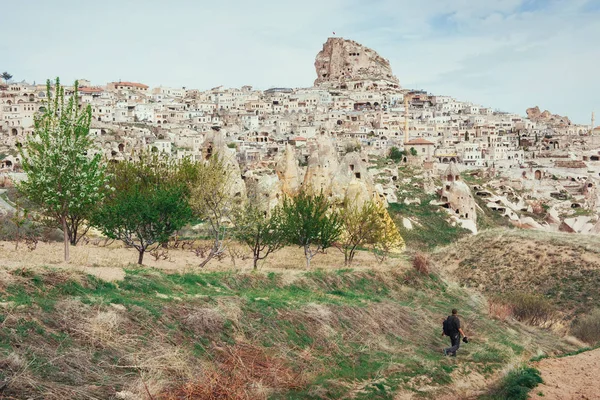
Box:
[488,300,512,321]
[0,212,44,245]
[412,252,430,275]
[500,293,555,326]
[92,153,194,265]
[388,146,405,161]
[344,143,361,154]
[571,308,600,345]
[483,366,543,400]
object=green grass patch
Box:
[389,196,471,250]
[480,366,543,400]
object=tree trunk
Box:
[69,217,77,245]
[348,247,356,266]
[304,245,311,269]
[199,230,221,268]
[15,220,20,251]
[253,255,259,270]
[138,249,145,265]
[61,216,70,262]
[198,249,214,268]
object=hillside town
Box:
[2,37,599,235]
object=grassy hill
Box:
[386,165,472,251]
[434,229,600,317]
[0,264,578,399]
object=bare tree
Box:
[186,155,236,268]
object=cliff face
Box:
[314,37,399,89]
[526,106,571,126]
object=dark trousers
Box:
[445,333,460,355]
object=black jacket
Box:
[445,315,461,336]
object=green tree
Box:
[338,198,382,266]
[410,147,418,156]
[92,153,193,265]
[232,196,284,270]
[388,146,405,161]
[278,190,342,268]
[18,78,107,261]
[1,72,12,84]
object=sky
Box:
[2,0,599,124]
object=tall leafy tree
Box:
[279,190,342,269]
[18,78,106,261]
[1,72,12,84]
[92,153,193,265]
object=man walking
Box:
[442,309,466,357]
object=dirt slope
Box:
[434,229,600,317]
[532,348,600,399]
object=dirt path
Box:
[532,348,600,399]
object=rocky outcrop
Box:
[526,106,571,126]
[275,144,303,196]
[332,152,377,205]
[314,37,400,89]
[260,137,385,210]
[440,163,478,226]
[278,136,382,205]
[303,135,340,193]
[203,131,246,199]
[559,216,597,234]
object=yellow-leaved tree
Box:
[371,200,405,263]
[339,195,405,265]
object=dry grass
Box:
[182,308,225,335]
[0,239,401,281]
[156,344,304,400]
[86,310,124,346]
